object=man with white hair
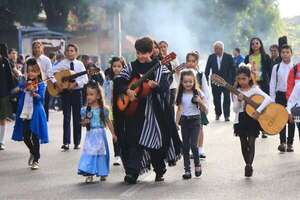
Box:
[205,41,236,121]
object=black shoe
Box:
[61,144,69,151]
[124,174,137,184]
[74,145,81,150]
[182,172,192,180]
[168,161,176,167]
[155,169,166,182]
[199,154,206,159]
[287,144,294,152]
[225,117,230,122]
[245,165,252,177]
[195,166,202,177]
[215,115,220,121]
[278,143,286,152]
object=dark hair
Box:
[8,48,17,54]
[85,80,107,126]
[48,52,56,60]
[176,70,199,105]
[236,66,254,88]
[186,51,199,62]
[269,44,279,51]
[159,41,168,46]
[234,48,240,53]
[281,44,292,53]
[26,58,42,82]
[248,37,267,56]
[108,56,125,79]
[135,37,153,53]
[0,43,8,58]
[66,43,79,53]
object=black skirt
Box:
[234,112,261,137]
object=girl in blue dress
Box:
[12,58,48,170]
[78,80,117,183]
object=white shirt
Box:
[269,61,293,101]
[233,85,272,123]
[217,55,223,70]
[181,92,201,116]
[170,58,180,89]
[287,81,300,114]
[53,59,88,89]
[36,54,53,80]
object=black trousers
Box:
[61,89,82,146]
[276,91,297,144]
[211,85,230,118]
[169,88,176,117]
[44,89,50,121]
[149,148,166,175]
[180,116,201,172]
[113,140,121,157]
[23,120,40,162]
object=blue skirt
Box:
[78,128,110,177]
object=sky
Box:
[278,0,300,18]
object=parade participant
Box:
[176,70,203,179]
[269,45,297,152]
[233,48,245,68]
[185,51,209,159]
[269,44,281,67]
[244,37,272,138]
[233,67,272,177]
[103,57,125,166]
[0,44,14,150]
[205,41,235,121]
[78,81,117,183]
[114,37,181,184]
[53,44,88,151]
[12,58,48,169]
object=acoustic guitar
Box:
[211,74,288,135]
[47,68,100,97]
[117,52,180,116]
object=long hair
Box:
[108,56,126,79]
[176,70,199,105]
[85,80,107,126]
[248,37,267,56]
[26,58,43,82]
[236,66,254,88]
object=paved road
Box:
[1,110,300,200]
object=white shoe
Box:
[28,154,34,166]
[113,156,121,166]
[31,161,39,170]
[85,176,94,183]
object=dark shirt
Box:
[0,57,14,97]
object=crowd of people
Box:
[0,35,300,184]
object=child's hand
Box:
[237,94,244,101]
[126,89,136,102]
[148,80,158,89]
[176,123,180,130]
[69,82,78,89]
[252,111,260,120]
[81,118,90,127]
[32,92,38,97]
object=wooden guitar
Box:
[211,74,288,135]
[117,52,180,116]
[47,68,100,97]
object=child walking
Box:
[176,70,204,179]
[12,58,49,170]
[233,67,271,177]
[78,81,117,183]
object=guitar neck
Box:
[224,83,259,109]
[66,71,87,81]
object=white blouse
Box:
[181,92,201,116]
[233,85,272,123]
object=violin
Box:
[25,80,38,91]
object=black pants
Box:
[23,120,40,162]
[211,85,230,118]
[61,90,82,146]
[149,148,166,175]
[169,88,176,117]
[180,116,201,172]
[275,91,297,144]
[239,135,256,165]
[113,140,121,157]
[44,89,50,121]
[121,145,143,176]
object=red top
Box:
[286,63,300,100]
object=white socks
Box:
[0,125,6,144]
[198,147,204,155]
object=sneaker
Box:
[31,162,39,170]
[28,154,34,166]
[215,115,220,121]
[182,172,192,180]
[287,144,294,152]
[100,176,106,181]
[85,176,94,183]
[278,143,286,152]
[113,156,121,166]
[0,143,5,150]
[61,144,70,151]
[225,117,230,122]
[74,145,81,150]
[124,174,137,184]
[199,154,206,159]
[155,169,166,182]
[195,166,202,177]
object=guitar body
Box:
[47,70,76,97]
[245,95,288,135]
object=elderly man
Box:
[205,41,235,121]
